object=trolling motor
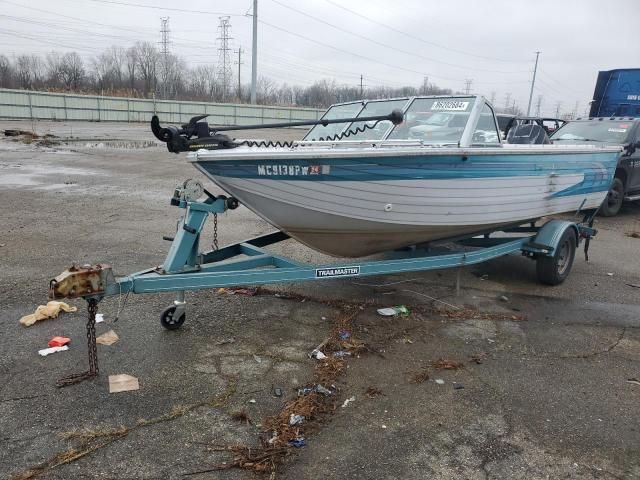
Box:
[151,109,404,153]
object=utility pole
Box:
[235,47,243,100]
[422,76,429,95]
[555,101,562,117]
[573,100,579,119]
[250,0,258,104]
[526,51,541,116]
[489,91,496,105]
[360,75,364,98]
[217,16,233,102]
[159,17,170,99]
[464,78,473,95]
[535,95,542,117]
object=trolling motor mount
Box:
[151,115,237,153]
[151,109,404,153]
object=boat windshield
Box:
[340,99,410,140]
[387,97,476,143]
[304,102,364,141]
[550,119,634,144]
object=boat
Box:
[152,95,621,257]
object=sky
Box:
[1,0,639,116]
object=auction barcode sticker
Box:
[431,100,470,111]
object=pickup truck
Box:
[550,117,640,216]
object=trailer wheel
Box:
[160,305,185,330]
[536,229,576,285]
[600,177,624,217]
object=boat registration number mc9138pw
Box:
[315,266,361,278]
[257,165,329,176]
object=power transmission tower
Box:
[526,51,541,116]
[159,17,170,99]
[573,101,579,119]
[555,101,562,117]
[464,78,473,95]
[489,91,496,105]
[217,16,233,102]
[422,76,429,95]
[504,93,511,111]
[535,95,543,117]
[235,47,243,100]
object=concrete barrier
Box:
[0,88,323,125]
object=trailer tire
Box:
[536,228,576,285]
[160,305,185,330]
[600,177,624,217]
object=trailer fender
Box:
[523,220,579,257]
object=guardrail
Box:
[0,88,323,125]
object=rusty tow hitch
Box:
[49,263,115,300]
[49,264,115,387]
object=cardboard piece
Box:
[108,374,139,393]
[96,330,119,346]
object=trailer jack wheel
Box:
[536,228,576,286]
[160,304,186,330]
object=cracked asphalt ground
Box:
[1,120,639,479]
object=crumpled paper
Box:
[19,301,77,327]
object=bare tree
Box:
[60,52,84,90]
[29,55,45,88]
[91,52,111,90]
[15,55,33,89]
[135,41,159,96]
[45,52,64,88]
[0,55,13,88]
[125,46,137,93]
[257,76,278,105]
[188,65,217,100]
[106,46,125,88]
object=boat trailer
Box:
[48,180,598,385]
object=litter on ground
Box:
[217,287,258,296]
[108,374,139,393]
[289,414,305,425]
[377,305,410,316]
[95,313,105,323]
[309,349,327,360]
[48,336,70,347]
[96,330,119,346]
[435,379,445,385]
[38,345,69,356]
[19,301,77,327]
[341,396,356,408]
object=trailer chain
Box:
[212,212,219,251]
[56,298,100,388]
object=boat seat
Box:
[506,124,551,144]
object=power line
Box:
[321,0,526,64]
[258,19,466,83]
[60,0,246,16]
[269,0,527,75]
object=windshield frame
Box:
[303,95,499,147]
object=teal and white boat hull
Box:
[192,144,620,257]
